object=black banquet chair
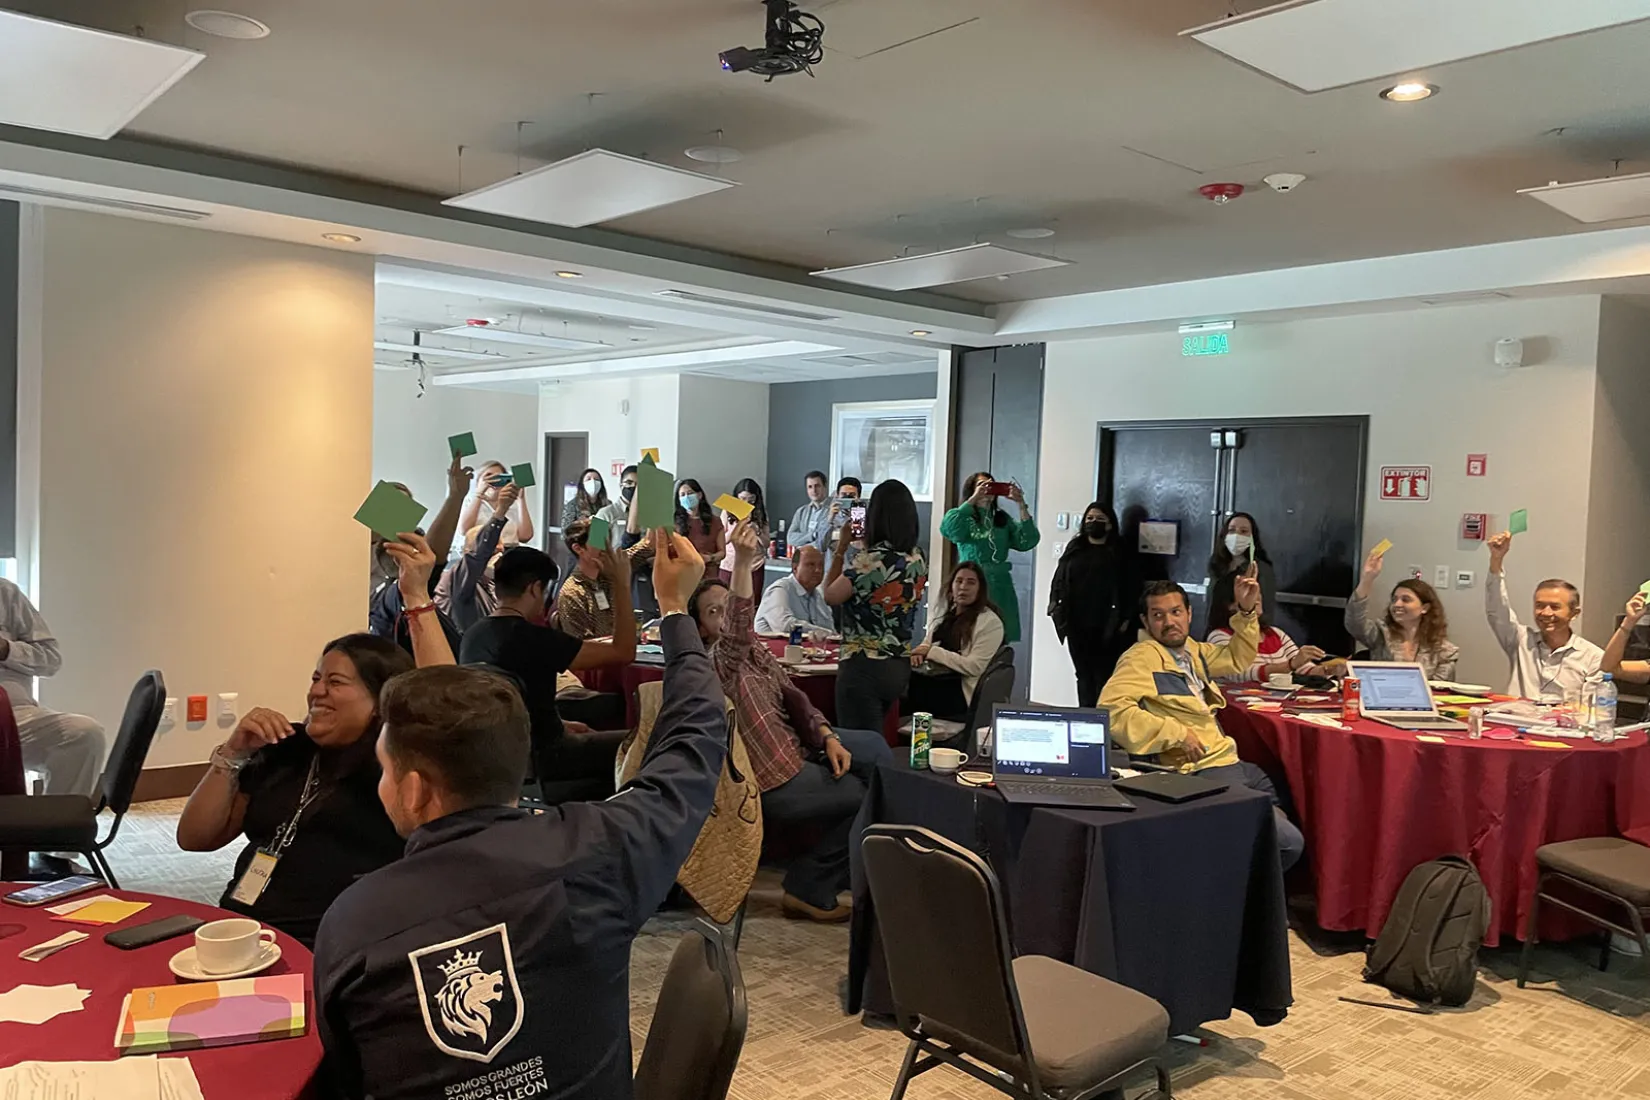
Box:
[861,824,1172,1100]
[634,918,748,1100]
[0,670,166,887]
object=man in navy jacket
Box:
[313,530,721,1100]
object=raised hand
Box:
[224,707,294,755]
[1361,548,1386,582]
[731,519,764,566]
[653,529,707,614]
[1234,561,1261,613]
[1487,531,1512,571]
[495,480,521,516]
[385,532,437,601]
[1627,592,1648,625]
[446,452,474,500]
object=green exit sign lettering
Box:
[1182,332,1230,357]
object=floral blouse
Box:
[840,545,928,659]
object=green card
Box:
[588,516,611,550]
[447,431,477,458]
[510,463,536,489]
[1638,578,1650,597]
[633,460,677,530]
[1509,509,1529,535]
[354,481,427,541]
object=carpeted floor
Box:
[102,800,1650,1099]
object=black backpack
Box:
[1363,856,1492,1006]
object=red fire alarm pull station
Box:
[186,695,209,723]
[1462,513,1487,541]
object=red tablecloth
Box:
[1221,703,1650,946]
[579,638,902,743]
[0,888,321,1097]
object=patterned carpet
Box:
[100,801,1650,1099]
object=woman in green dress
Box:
[940,471,1040,643]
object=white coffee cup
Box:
[930,747,969,773]
[783,644,804,663]
[195,918,276,975]
[1268,672,1293,689]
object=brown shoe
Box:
[781,893,852,923]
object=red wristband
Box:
[404,603,437,618]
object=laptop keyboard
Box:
[1000,782,1117,803]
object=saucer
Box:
[169,942,282,981]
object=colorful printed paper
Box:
[1509,509,1529,535]
[447,431,477,458]
[116,973,306,1054]
[714,493,754,522]
[51,898,149,926]
[354,481,427,541]
[509,463,536,489]
[1371,538,1393,558]
[633,460,677,530]
[1528,739,1569,748]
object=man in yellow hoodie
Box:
[1100,568,1303,869]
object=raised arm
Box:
[940,503,993,548]
[1604,593,1650,684]
[0,582,62,678]
[1484,532,1523,654]
[569,547,636,668]
[385,533,454,667]
[1345,548,1388,651]
[514,490,535,544]
[1204,566,1262,679]
[1006,483,1040,551]
[824,520,856,606]
[425,453,474,565]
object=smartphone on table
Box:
[3,875,105,907]
[105,914,205,950]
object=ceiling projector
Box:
[720,0,825,80]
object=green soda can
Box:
[910,711,933,769]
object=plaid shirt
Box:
[712,593,828,792]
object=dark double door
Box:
[1098,417,1367,652]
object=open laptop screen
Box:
[993,707,1109,780]
[1354,664,1436,713]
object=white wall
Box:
[1587,297,1650,629]
[373,373,539,518]
[675,375,769,502]
[31,209,375,769]
[1030,295,1607,702]
[538,374,681,484]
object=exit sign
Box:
[1182,332,1230,356]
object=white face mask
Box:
[1225,532,1253,556]
[582,478,602,495]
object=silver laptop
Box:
[1347,661,1468,731]
[991,705,1134,811]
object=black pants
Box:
[1069,635,1125,708]
[907,668,969,723]
[533,728,629,802]
[836,654,910,734]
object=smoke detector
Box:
[1199,183,1245,204]
[1264,172,1306,193]
[185,10,271,39]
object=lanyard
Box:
[269,757,323,858]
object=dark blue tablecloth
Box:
[847,760,1293,1034]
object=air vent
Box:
[1417,291,1512,306]
[0,183,211,221]
[653,289,838,322]
[802,351,932,367]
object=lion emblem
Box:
[434,951,505,1042]
[409,925,524,1063]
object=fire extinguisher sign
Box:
[1380,466,1431,501]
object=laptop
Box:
[1113,770,1229,803]
[1346,661,1469,731]
[991,705,1135,811]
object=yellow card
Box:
[1415,734,1446,743]
[1372,538,1393,558]
[1528,739,1570,748]
[713,493,754,522]
[53,898,151,925]
[641,447,660,464]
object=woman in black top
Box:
[1205,511,1278,638]
[1047,502,1130,707]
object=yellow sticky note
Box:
[641,447,660,464]
[1415,734,1446,743]
[1528,739,1570,748]
[53,899,151,925]
[713,493,754,522]
[1372,538,1393,558]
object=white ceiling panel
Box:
[0,10,202,139]
[442,149,736,228]
[1184,0,1650,92]
[812,244,1070,291]
[1520,171,1650,223]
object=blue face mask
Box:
[679,492,700,510]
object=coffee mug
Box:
[930,747,969,773]
[783,644,804,663]
[195,918,276,974]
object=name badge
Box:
[595,591,610,611]
[229,849,280,906]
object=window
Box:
[829,399,935,502]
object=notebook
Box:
[115,973,306,1055]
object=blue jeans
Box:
[1197,761,1305,873]
[762,728,892,909]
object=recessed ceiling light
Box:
[1379,81,1437,102]
[184,10,271,39]
[1004,227,1055,239]
[554,270,583,279]
[684,145,743,164]
[321,232,360,243]
[910,329,932,337]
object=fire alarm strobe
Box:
[1199,183,1245,203]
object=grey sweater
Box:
[0,578,63,708]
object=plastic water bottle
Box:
[1592,674,1618,743]
[1579,680,1597,736]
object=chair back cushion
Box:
[100,671,166,814]
[618,682,761,923]
[861,825,1029,1076]
[634,923,748,1100]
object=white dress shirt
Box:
[1485,572,1603,699]
[755,573,835,636]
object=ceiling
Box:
[14,0,1650,304]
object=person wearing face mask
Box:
[1048,502,1131,706]
[670,478,726,568]
[1346,546,1460,680]
[1205,513,1277,638]
[1484,531,1601,699]
[940,471,1041,644]
[595,464,637,551]
[560,467,610,531]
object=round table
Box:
[0,888,321,1097]
[1221,702,1650,945]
